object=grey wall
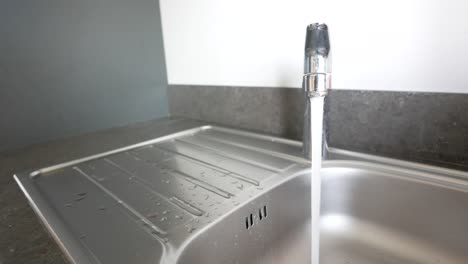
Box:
[168,85,468,171]
[0,0,168,152]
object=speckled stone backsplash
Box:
[168,85,468,171]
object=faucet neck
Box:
[302,23,331,159]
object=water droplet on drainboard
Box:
[205,212,210,217]
[147,213,159,218]
[160,217,167,222]
[163,237,169,243]
[175,215,183,220]
[165,180,171,184]
[77,192,87,196]
[186,225,196,233]
[204,194,210,200]
[79,234,86,239]
[156,202,161,206]
[65,203,72,207]
[98,207,106,211]
[162,210,169,215]
[75,196,86,202]
[237,184,244,190]
[231,181,238,184]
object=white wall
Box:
[160,0,468,93]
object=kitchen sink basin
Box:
[14,121,468,263]
[179,158,468,264]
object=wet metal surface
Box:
[15,125,307,264]
[14,120,468,264]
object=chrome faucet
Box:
[303,23,331,159]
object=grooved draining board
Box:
[15,125,309,264]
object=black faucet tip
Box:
[305,23,330,56]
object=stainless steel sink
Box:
[178,159,468,264]
[14,123,468,264]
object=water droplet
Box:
[156,202,161,206]
[77,192,87,196]
[75,196,86,202]
[231,181,238,184]
[195,218,199,223]
[162,210,169,215]
[98,207,106,211]
[64,203,72,207]
[162,237,169,243]
[204,194,210,200]
[186,225,196,233]
[175,215,183,220]
[237,184,244,190]
[165,180,171,184]
[147,213,159,218]
[160,216,167,222]
[79,234,86,239]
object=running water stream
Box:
[308,96,324,264]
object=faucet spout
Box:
[303,23,331,159]
[304,23,331,97]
